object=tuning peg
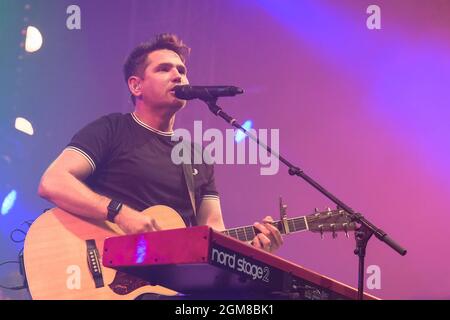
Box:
[331,224,337,239]
[326,207,332,215]
[314,208,320,216]
[343,223,349,238]
[319,225,324,239]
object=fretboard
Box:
[221,216,308,242]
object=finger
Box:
[257,233,272,252]
[261,216,283,250]
[264,223,283,248]
[151,218,162,231]
[255,222,279,250]
[254,222,271,237]
[262,215,274,223]
[251,236,262,249]
[143,220,154,232]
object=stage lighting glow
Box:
[15,117,34,135]
[1,190,17,215]
[25,26,43,53]
[235,120,253,143]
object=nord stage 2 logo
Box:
[211,246,272,283]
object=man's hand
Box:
[114,206,162,234]
[251,216,283,253]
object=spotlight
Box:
[235,120,253,143]
[25,26,43,53]
[15,117,34,135]
[1,190,17,216]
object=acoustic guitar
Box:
[23,205,355,299]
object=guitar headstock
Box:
[307,208,357,238]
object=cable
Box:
[0,221,32,291]
[0,261,26,290]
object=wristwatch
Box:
[107,199,123,223]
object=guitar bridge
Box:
[86,239,104,288]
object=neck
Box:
[134,104,176,132]
[222,216,309,242]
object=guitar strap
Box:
[182,161,197,226]
[181,140,200,226]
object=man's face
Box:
[139,49,189,110]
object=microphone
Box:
[173,85,244,101]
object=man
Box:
[38,33,282,253]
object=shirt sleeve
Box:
[199,163,220,200]
[65,114,118,173]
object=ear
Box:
[128,76,142,98]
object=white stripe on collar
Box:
[131,112,174,137]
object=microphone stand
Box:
[202,98,407,300]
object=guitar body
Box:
[23,205,186,300]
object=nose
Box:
[171,68,182,82]
[171,70,188,85]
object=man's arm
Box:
[196,198,225,231]
[38,149,109,219]
[38,149,160,234]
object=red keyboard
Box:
[103,226,378,300]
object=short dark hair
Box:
[123,33,190,105]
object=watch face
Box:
[109,200,121,211]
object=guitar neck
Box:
[221,216,308,242]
